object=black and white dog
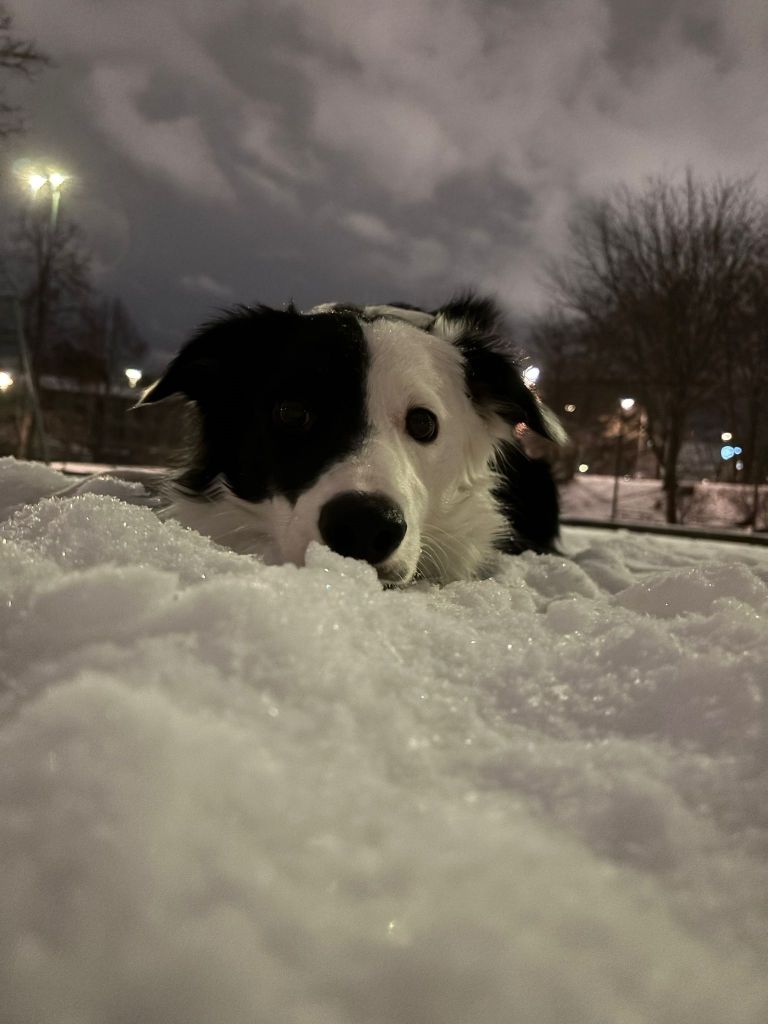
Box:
[138,294,565,584]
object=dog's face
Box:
[140,301,562,583]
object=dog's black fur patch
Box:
[141,306,370,504]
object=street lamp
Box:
[522,365,540,388]
[24,167,69,237]
[15,164,70,459]
[124,368,143,389]
[610,397,636,520]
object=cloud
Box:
[179,273,235,299]
[9,0,768,342]
[311,77,465,203]
[339,211,397,246]
[86,65,235,202]
[283,0,768,303]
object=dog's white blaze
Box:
[359,318,509,582]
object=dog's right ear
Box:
[134,325,232,407]
[134,306,266,407]
[135,350,218,406]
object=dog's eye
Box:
[405,407,438,443]
[274,400,312,430]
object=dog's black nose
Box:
[318,491,407,565]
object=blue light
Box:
[733,446,743,456]
[721,445,735,461]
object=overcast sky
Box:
[5,0,768,357]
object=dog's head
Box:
[139,296,564,583]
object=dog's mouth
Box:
[376,562,415,588]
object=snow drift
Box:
[1,457,767,1023]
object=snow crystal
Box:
[1,458,767,1023]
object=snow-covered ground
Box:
[561,473,767,531]
[2,456,767,1024]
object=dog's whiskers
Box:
[419,534,452,583]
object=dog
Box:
[137,294,565,584]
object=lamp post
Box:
[26,169,69,369]
[27,169,68,238]
[610,397,635,520]
[17,167,69,459]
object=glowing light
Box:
[735,460,744,471]
[620,397,635,412]
[564,403,576,413]
[721,445,735,461]
[733,446,743,456]
[124,368,143,388]
[721,432,732,442]
[22,168,69,195]
[0,370,14,392]
[522,365,540,387]
[578,463,589,473]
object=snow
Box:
[1,455,767,1024]
[561,473,767,530]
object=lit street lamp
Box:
[124,368,143,389]
[16,165,70,458]
[610,397,636,520]
[26,167,69,237]
[522,365,540,388]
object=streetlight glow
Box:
[124,368,143,388]
[0,370,14,392]
[522,365,540,388]
[620,397,636,412]
[22,167,69,197]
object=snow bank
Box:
[561,473,767,529]
[1,457,767,1024]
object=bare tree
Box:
[12,212,92,380]
[548,172,767,522]
[721,260,768,528]
[0,4,48,137]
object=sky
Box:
[2,455,768,1022]
[4,0,768,359]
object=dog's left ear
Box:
[460,339,567,443]
[432,295,567,444]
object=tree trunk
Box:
[662,423,683,524]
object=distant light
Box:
[27,173,46,194]
[0,370,14,392]
[564,403,576,413]
[733,446,743,456]
[620,397,635,412]
[721,432,733,442]
[523,365,540,388]
[48,171,68,189]
[124,368,143,388]
[578,463,589,473]
[721,445,735,461]
[736,460,744,471]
